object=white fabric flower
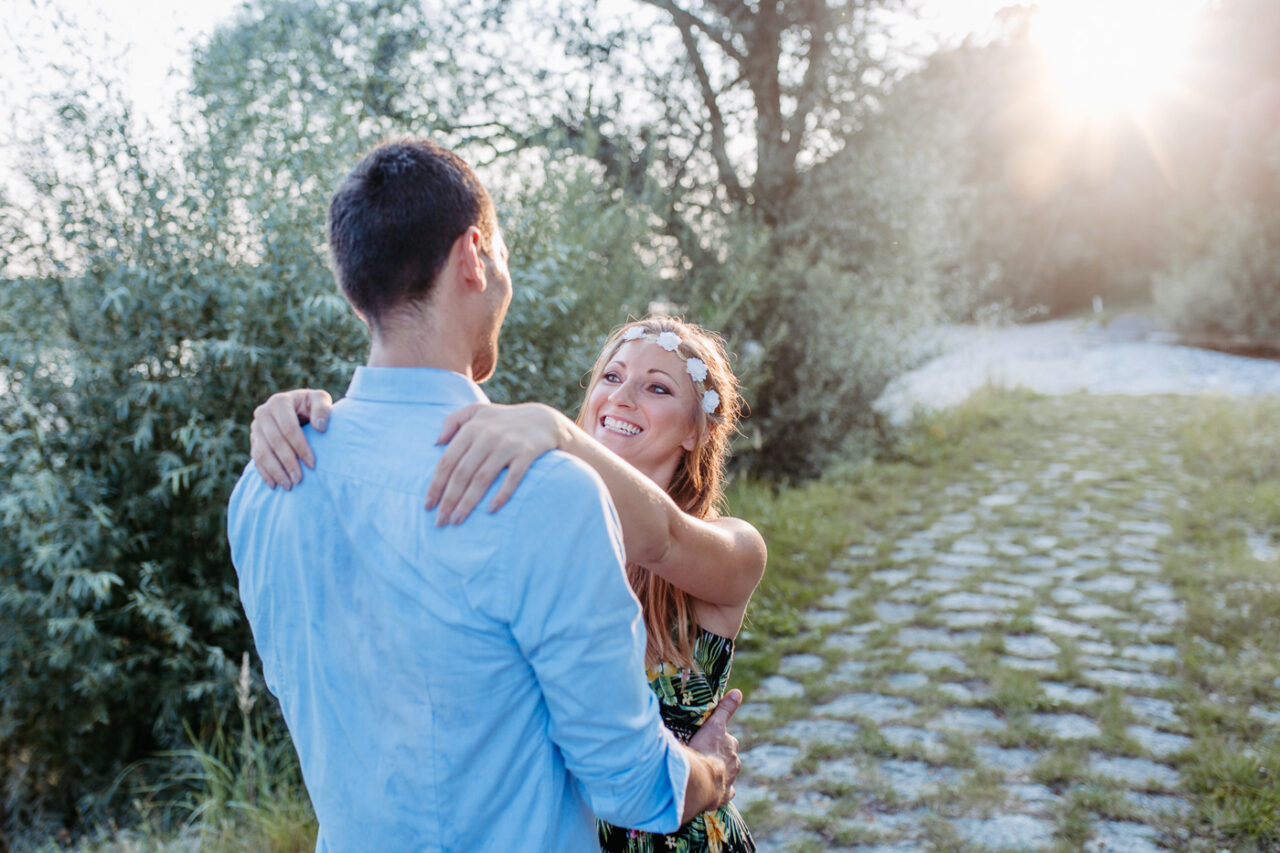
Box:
[701,389,720,413]
[656,331,682,351]
[622,326,646,342]
[685,357,708,383]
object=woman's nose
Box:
[608,381,637,406]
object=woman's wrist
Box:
[549,406,580,452]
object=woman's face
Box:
[584,339,700,487]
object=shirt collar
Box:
[345,367,490,406]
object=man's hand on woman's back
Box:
[681,688,744,823]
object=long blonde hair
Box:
[576,316,742,669]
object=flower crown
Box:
[621,326,721,414]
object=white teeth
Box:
[602,416,641,436]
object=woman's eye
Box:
[603,371,621,383]
[650,384,671,395]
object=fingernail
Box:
[290,470,301,485]
[315,418,327,431]
[304,456,315,469]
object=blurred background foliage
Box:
[2,0,1279,841]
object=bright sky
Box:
[1,0,1016,133]
[3,0,238,127]
[3,0,1208,203]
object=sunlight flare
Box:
[1030,0,1198,117]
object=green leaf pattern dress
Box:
[598,628,756,853]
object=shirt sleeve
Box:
[502,455,691,833]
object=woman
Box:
[250,316,765,852]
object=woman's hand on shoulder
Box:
[426,402,571,525]
[250,389,333,489]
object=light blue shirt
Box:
[228,367,690,852]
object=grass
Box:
[1162,397,1280,852]
[25,656,318,853]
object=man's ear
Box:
[452,226,488,293]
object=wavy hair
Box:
[576,316,742,669]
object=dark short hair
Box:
[327,139,496,327]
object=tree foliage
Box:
[1153,0,1280,343]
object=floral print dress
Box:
[598,628,756,853]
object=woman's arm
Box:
[429,404,766,609]
[248,395,766,607]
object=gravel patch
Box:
[950,814,1056,851]
[1085,820,1164,853]
[754,675,806,700]
[742,743,802,779]
[778,653,826,675]
[778,718,861,746]
[874,318,1280,425]
[814,693,918,723]
[1090,754,1180,789]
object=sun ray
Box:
[1030,0,1198,119]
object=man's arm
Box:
[502,455,738,832]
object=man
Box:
[227,139,741,851]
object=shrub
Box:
[730,91,973,478]
[1154,203,1280,343]
[1154,93,1280,344]
[0,63,365,831]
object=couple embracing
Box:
[228,138,766,852]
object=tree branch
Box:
[641,0,748,65]
[784,4,832,158]
[670,18,749,207]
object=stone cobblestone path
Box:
[733,398,1200,852]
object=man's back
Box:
[228,368,687,852]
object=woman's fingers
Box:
[250,424,294,489]
[437,402,486,445]
[433,433,511,524]
[248,389,331,489]
[265,395,317,470]
[427,404,557,522]
[444,455,515,525]
[488,453,535,514]
[252,410,309,488]
[427,404,492,508]
[301,389,334,432]
[425,427,477,511]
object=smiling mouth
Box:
[601,415,642,436]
